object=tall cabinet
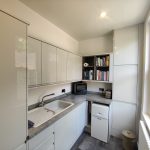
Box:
[0,11,27,150]
[112,25,139,137]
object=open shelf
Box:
[82,53,113,82]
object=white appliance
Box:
[91,103,109,143]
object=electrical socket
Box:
[62,89,65,93]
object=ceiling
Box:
[20,0,150,41]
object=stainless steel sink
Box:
[28,100,74,128]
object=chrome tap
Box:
[39,93,55,107]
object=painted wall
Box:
[79,33,113,56]
[0,0,79,54]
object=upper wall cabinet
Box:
[113,26,138,65]
[67,53,82,81]
[27,37,42,86]
[57,48,67,82]
[42,43,57,84]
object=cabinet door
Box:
[34,136,54,150]
[29,125,54,150]
[67,53,74,81]
[42,43,57,84]
[55,109,77,150]
[113,65,137,103]
[0,11,27,150]
[76,102,87,137]
[67,53,82,81]
[27,37,42,86]
[111,101,136,137]
[57,48,67,82]
[91,117,108,143]
[114,26,138,65]
[74,55,82,81]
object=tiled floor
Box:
[71,133,124,150]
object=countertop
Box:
[28,93,112,139]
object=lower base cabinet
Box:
[55,101,87,150]
[28,101,87,150]
[28,125,54,150]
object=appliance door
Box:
[91,116,108,143]
[76,84,86,91]
[92,103,109,119]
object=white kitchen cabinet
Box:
[113,25,138,65]
[113,65,137,103]
[111,101,136,137]
[29,125,54,150]
[76,101,87,137]
[57,48,67,82]
[27,37,42,86]
[55,108,77,150]
[0,11,27,150]
[55,102,87,150]
[74,55,82,81]
[67,53,82,81]
[42,43,57,84]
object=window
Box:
[142,19,150,131]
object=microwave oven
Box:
[72,81,87,95]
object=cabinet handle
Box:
[97,117,102,120]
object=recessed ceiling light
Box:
[100,12,107,18]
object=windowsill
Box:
[143,113,150,133]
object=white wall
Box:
[79,33,113,56]
[28,83,71,106]
[0,0,79,54]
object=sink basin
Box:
[28,100,74,128]
[44,100,74,114]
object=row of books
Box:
[96,56,109,67]
[96,70,109,81]
[83,70,93,80]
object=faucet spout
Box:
[39,93,55,107]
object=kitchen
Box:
[0,0,150,150]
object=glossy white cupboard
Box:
[55,101,87,150]
[28,125,54,150]
[42,42,57,84]
[27,37,82,86]
[113,25,138,65]
[0,11,27,150]
[112,25,139,137]
[111,101,136,137]
[67,53,82,81]
[113,65,137,103]
[27,37,42,86]
[56,48,67,82]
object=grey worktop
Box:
[28,93,112,139]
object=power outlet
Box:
[62,89,66,93]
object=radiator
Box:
[139,121,150,150]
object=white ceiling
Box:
[20,0,150,41]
